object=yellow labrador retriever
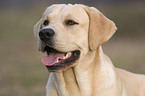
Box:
[34,4,145,96]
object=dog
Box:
[34,4,145,96]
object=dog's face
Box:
[34,4,117,72]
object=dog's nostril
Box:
[39,32,43,37]
[45,29,55,38]
[46,32,53,37]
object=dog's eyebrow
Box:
[42,13,49,20]
[63,14,79,22]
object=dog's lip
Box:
[41,46,80,67]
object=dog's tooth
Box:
[66,52,72,58]
[63,56,66,59]
[56,59,59,63]
[65,53,69,58]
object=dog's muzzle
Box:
[38,28,80,71]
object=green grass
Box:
[0,3,145,96]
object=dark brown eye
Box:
[43,20,49,26]
[65,20,79,26]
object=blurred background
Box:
[0,0,145,96]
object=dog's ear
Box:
[33,18,42,38]
[83,6,117,51]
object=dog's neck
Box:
[49,46,121,96]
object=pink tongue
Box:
[42,52,65,66]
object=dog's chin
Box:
[41,46,80,72]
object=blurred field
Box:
[0,2,145,96]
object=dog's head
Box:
[33,4,117,72]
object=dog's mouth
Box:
[41,46,80,71]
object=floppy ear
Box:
[83,6,117,51]
[33,18,42,38]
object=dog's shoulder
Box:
[116,68,145,95]
[116,68,145,80]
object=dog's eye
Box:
[43,20,49,26]
[65,20,79,26]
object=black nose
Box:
[39,28,55,41]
